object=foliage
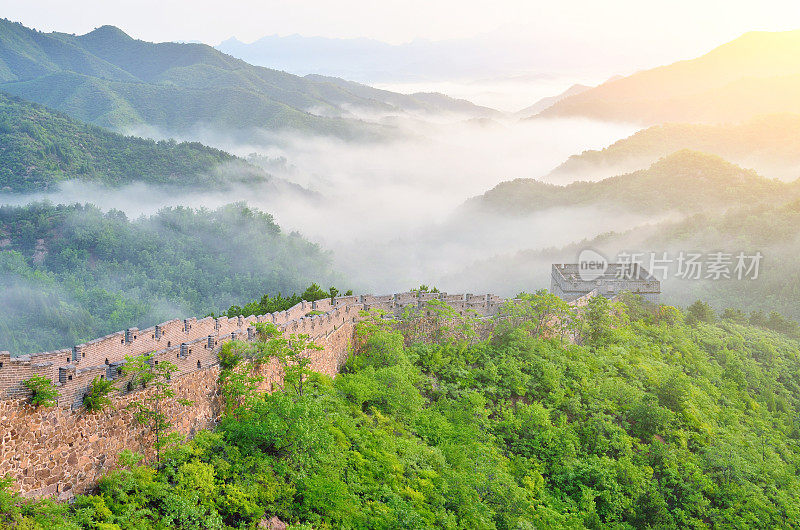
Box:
[23,374,58,407]
[218,323,323,413]
[0,19,386,140]
[0,92,268,192]
[83,376,116,412]
[749,309,800,338]
[0,202,339,354]
[223,283,352,319]
[0,478,73,529]
[397,298,482,346]
[498,289,575,342]
[686,299,717,325]
[260,325,323,398]
[476,150,799,216]
[217,340,265,416]
[12,295,800,528]
[123,353,191,464]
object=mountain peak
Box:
[539,29,800,125]
[652,149,737,170]
[81,25,133,42]
[218,36,244,46]
[646,149,763,185]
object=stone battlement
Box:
[551,263,661,303]
[0,290,507,499]
[0,291,503,408]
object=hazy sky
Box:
[3,0,800,91]
[4,1,800,48]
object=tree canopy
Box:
[6,294,800,528]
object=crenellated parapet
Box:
[0,290,511,499]
[0,291,505,408]
[1,286,616,499]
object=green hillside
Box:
[0,20,494,138]
[450,195,800,320]
[549,114,800,182]
[631,199,800,316]
[467,150,798,216]
[0,92,274,192]
[0,202,339,354]
[304,74,501,117]
[7,295,800,527]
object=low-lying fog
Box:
[1,111,642,296]
[372,75,606,113]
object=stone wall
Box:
[551,263,661,302]
[0,292,504,499]
[0,367,223,500]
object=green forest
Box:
[0,92,269,192]
[461,187,800,322]
[636,199,800,318]
[0,20,387,139]
[470,150,799,216]
[5,294,800,528]
[0,202,339,354]
[549,114,800,181]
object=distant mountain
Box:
[0,202,340,353]
[216,33,577,84]
[0,20,495,139]
[446,197,800,319]
[464,150,799,216]
[515,84,590,117]
[549,114,800,182]
[538,30,800,125]
[0,92,279,192]
[217,34,413,82]
[302,74,500,117]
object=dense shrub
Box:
[23,375,58,407]
[10,296,800,528]
[83,377,116,412]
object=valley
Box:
[2,7,800,528]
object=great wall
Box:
[0,290,510,500]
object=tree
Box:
[722,308,748,325]
[578,295,613,346]
[238,323,321,397]
[218,323,324,414]
[123,353,192,464]
[23,375,58,407]
[253,323,323,398]
[217,340,264,415]
[83,376,115,412]
[499,290,575,341]
[400,299,481,346]
[686,300,716,325]
[301,283,328,302]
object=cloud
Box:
[2,111,640,298]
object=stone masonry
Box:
[0,292,505,499]
[551,263,661,303]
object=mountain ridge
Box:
[515,83,591,117]
[0,90,297,192]
[465,150,799,216]
[0,19,498,139]
[537,29,800,124]
[547,113,800,182]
